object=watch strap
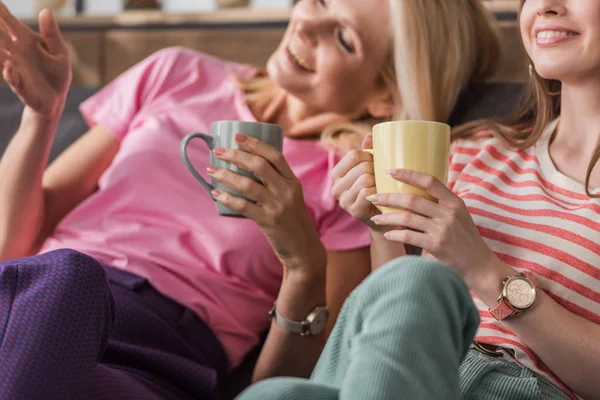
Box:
[269,305,311,336]
[490,298,516,321]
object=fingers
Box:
[2,59,19,89]
[213,147,282,188]
[39,9,65,54]
[0,22,13,50]
[234,134,294,179]
[361,134,373,150]
[367,192,441,218]
[338,171,375,211]
[371,211,434,233]
[332,160,373,199]
[211,189,262,220]
[383,228,430,249]
[0,1,24,38]
[388,169,454,203]
[207,166,268,204]
[0,48,8,64]
[331,149,373,183]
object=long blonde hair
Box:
[240,0,502,150]
[453,0,599,197]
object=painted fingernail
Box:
[211,189,222,198]
[206,166,218,174]
[235,133,248,143]
[213,148,226,156]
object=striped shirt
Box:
[449,119,600,398]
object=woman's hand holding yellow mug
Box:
[367,169,497,284]
[331,134,384,231]
[333,120,451,230]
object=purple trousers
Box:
[0,249,228,400]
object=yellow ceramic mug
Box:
[365,120,451,214]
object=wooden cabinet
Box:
[19,4,526,87]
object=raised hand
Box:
[0,4,71,116]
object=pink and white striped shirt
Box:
[449,119,600,399]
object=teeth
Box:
[537,31,578,39]
[289,46,313,72]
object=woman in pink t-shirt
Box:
[0,0,499,399]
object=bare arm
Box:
[0,7,120,260]
[252,247,371,381]
[370,230,406,270]
[0,109,59,259]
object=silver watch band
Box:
[268,302,329,336]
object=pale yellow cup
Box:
[365,120,451,214]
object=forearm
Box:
[252,269,327,382]
[473,259,600,400]
[0,107,61,260]
[370,229,406,270]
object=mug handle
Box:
[180,132,215,197]
[360,148,381,211]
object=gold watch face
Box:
[505,277,536,309]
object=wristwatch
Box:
[269,302,329,336]
[490,271,539,321]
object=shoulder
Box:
[450,131,506,163]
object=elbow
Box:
[0,233,35,261]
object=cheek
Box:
[519,14,534,58]
[316,64,372,111]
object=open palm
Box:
[0,3,71,115]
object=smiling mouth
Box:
[536,30,579,39]
[287,45,315,73]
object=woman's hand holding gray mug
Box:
[180,121,327,270]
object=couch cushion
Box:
[0,86,99,164]
[449,82,524,126]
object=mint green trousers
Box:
[237,257,570,400]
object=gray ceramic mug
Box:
[180,120,284,217]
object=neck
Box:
[255,87,350,139]
[555,79,600,151]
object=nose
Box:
[535,0,567,17]
[294,17,336,48]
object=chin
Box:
[531,58,567,81]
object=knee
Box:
[25,249,109,299]
[238,378,337,400]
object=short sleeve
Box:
[318,203,371,252]
[79,47,209,140]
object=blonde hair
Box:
[453,0,599,197]
[240,0,502,151]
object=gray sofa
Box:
[0,82,524,398]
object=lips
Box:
[287,44,315,73]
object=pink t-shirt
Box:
[39,47,370,368]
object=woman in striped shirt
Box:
[239,0,600,399]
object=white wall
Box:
[5,0,292,18]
